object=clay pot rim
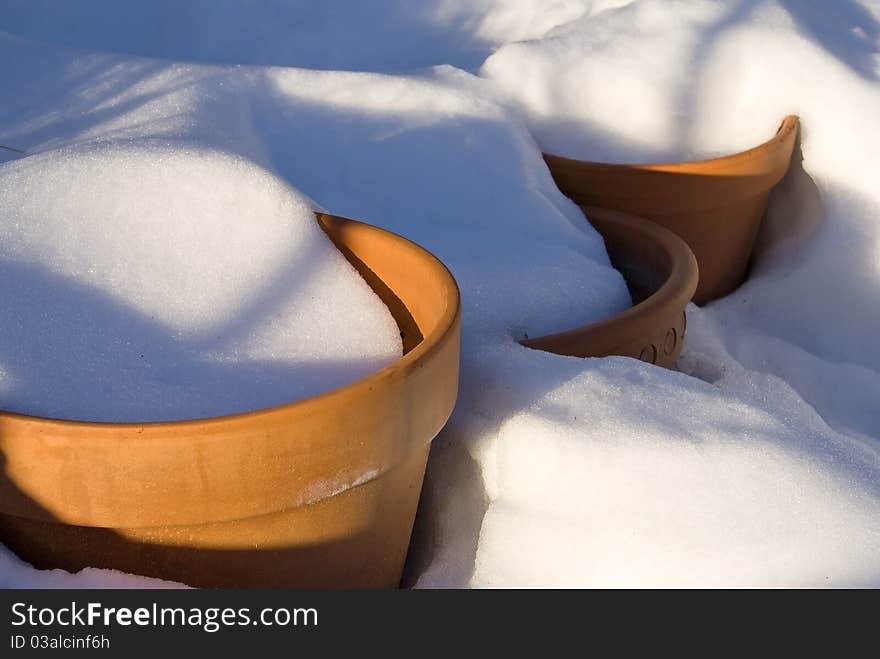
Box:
[521,206,698,355]
[543,115,799,174]
[542,116,799,303]
[0,212,461,434]
[0,213,461,528]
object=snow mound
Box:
[0,143,402,422]
[471,352,880,587]
[411,340,880,588]
[482,0,879,163]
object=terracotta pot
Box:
[521,207,698,368]
[0,213,461,588]
[543,116,799,303]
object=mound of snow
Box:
[0,29,632,342]
[476,351,880,587]
[0,143,402,422]
[483,0,878,162]
[411,340,880,588]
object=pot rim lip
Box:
[0,213,461,432]
[542,115,799,171]
[521,206,698,351]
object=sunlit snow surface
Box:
[0,144,404,422]
[2,0,879,587]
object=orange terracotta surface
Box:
[0,213,461,588]
[544,116,799,303]
[522,207,698,368]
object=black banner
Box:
[2,589,577,653]
[0,588,870,653]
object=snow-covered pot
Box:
[543,116,799,304]
[0,213,461,588]
[522,207,698,368]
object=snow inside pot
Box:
[543,116,799,304]
[0,212,460,588]
[521,207,698,369]
[0,144,461,587]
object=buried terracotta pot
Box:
[543,116,799,303]
[0,213,461,588]
[521,207,698,369]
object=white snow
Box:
[465,350,880,587]
[0,142,403,422]
[483,0,880,163]
[0,0,611,73]
[2,0,880,588]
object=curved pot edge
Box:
[542,116,799,303]
[521,207,698,367]
[0,213,462,528]
[543,115,800,174]
[0,213,460,433]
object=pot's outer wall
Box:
[0,214,462,588]
[521,207,698,369]
[544,116,799,304]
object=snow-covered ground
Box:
[0,0,626,72]
[1,0,879,587]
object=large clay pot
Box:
[543,116,799,303]
[0,213,461,588]
[522,207,698,369]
